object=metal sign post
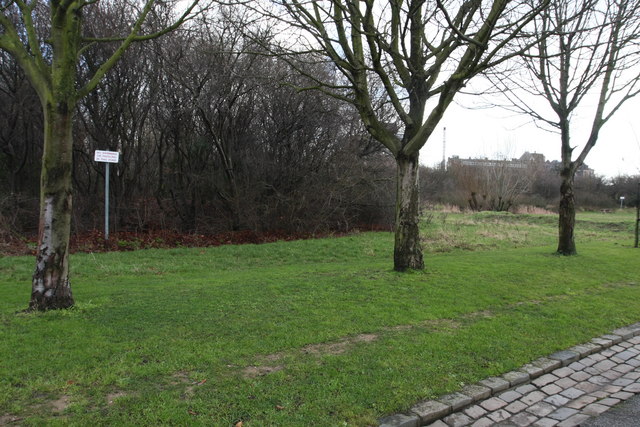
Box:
[94,150,120,240]
[635,183,639,248]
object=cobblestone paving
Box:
[379,323,640,427]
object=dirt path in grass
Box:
[238,285,639,379]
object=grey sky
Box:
[421,96,640,179]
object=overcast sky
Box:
[420,93,640,179]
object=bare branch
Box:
[77,0,202,99]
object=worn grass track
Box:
[1,211,639,426]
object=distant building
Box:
[447,152,595,178]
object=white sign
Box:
[94,150,120,163]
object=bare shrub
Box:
[514,205,556,215]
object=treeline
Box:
[421,165,640,212]
[0,11,395,237]
[1,11,638,240]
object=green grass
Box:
[1,211,639,426]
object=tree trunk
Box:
[29,103,75,310]
[394,153,424,271]
[557,171,577,255]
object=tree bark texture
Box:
[557,171,577,255]
[394,153,424,271]
[29,104,75,310]
[2,0,198,310]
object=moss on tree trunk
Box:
[29,104,75,310]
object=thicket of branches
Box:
[0,10,395,238]
[421,165,638,211]
[1,4,638,243]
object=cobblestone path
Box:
[380,323,640,427]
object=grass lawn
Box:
[1,210,639,426]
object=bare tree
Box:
[97,9,390,235]
[0,0,201,310]
[0,49,42,232]
[77,21,159,232]
[261,0,547,270]
[490,0,640,254]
